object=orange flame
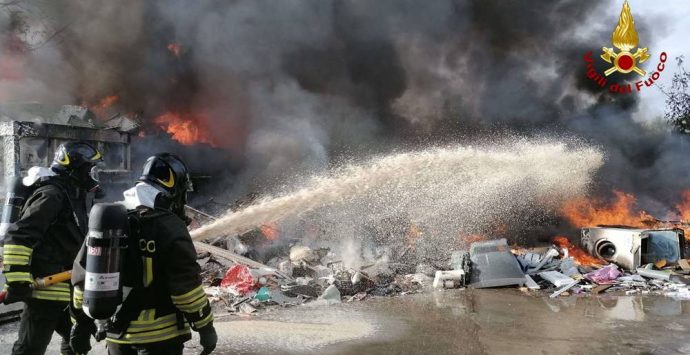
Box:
[167,43,182,57]
[97,95,119,108]
[406,223,422,247]
[672,190,690,242]
[676,190,690,221]
[154,111,216,146]
[561,189,690,242]
[0,34,26,82]
[561,190,651,228]
[553,235,606,266]
[460,234,486,245]
[0,54,23,81]
[259,224,279,241]
[88,95,119,118]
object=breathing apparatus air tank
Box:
[83,203,128,320]
[0,176,31,243]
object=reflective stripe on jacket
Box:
[32,281,71,302]
[106,309,190,344]
[3,180,87,303]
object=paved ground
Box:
[1,289,690,354]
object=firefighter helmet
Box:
[50,141,104,191]
[139,153,193,218]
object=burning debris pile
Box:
[561,189,690,242]
[193,224,690,316]
[512,229,690,299]
[184,138,690,313]
[190,182,690,313]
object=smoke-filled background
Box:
[1,1,689,233]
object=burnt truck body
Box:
[0,104,138,193]
[0,120,133,187]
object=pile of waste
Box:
[458,226,690,299]
[514,246,690,299]
[196,243,433,315]
[511,227,690,299]
[195,226,690,315]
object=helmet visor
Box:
[186,174,194,192]
[89,165,101,183]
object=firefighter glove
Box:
[198,323,217,355]
[3,282,32,304]
[70,321,96,354]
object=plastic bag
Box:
[220,265,256,295]
[584,264,621,284]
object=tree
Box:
[664,56,690,134]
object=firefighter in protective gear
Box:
[70,153,217,355]
[3,141,104,355]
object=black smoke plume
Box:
[1,0,687,219]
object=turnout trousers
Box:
[105,338,185,355]
[11,299,73,355]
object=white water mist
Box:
[191,139,604,247]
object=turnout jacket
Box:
[72,192,212,345]
[3,177,87,303]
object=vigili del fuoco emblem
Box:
[600,0,650,77]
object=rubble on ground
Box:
[196,240,438,315]
[195,225,690,316]
[510,227,690,299]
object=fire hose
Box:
[0,270,72,303]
